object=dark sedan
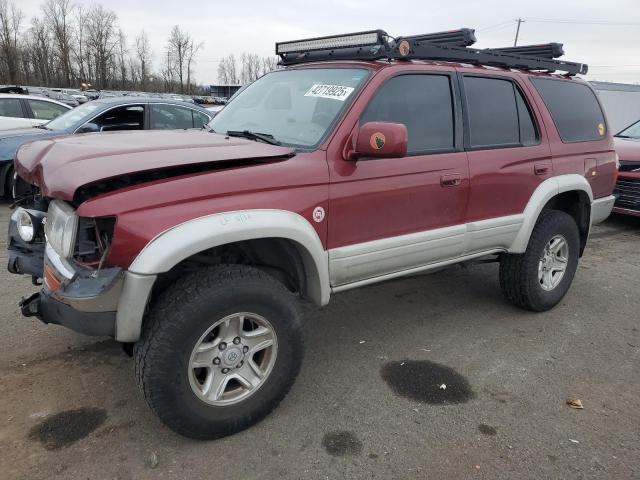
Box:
[0,97,213,197]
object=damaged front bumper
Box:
[20,243,124,337]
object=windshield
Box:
[45,102,101,131]
[617,120,640,139]
[209,68,369,148]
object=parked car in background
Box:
[0,97,213,197]
[47,90,79,107]
[83,89,100,100]
[0,85,28,94]
[0,93,71,130]
[60,88,89,104]
[613,119,640,216]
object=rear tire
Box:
[134,264,304,439]
[499,210,580,312]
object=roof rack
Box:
[276,29,588,75]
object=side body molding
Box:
[509,174,593,253]
[115,209,330,342]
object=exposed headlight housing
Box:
[16,209,35,242]
[45,200,78,258]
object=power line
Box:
[525,18,640,26]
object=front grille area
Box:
[614,177,640,212]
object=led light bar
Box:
[276,30,385,55]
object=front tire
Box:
[499,210,580,312]
[134,265,304,439]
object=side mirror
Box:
[76,122,100,134]
[346,121,408,160]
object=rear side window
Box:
[0,98,23,118]
[463,76,538,148]
[28,99,69,120]
[530,78,606,142]
[361,74,454,154]
[150,104,195,129]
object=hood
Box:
[0,127,64,162]
[15,129,296,201]
[614,136,640,162]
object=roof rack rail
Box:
[276,29,587,75]
[486,43,565,59]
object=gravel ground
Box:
[0,200,638,480]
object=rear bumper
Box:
[591,195,616,225]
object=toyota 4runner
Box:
[7,29,617,439]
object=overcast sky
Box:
[17,0,640,84]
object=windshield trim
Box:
[615,119,640,138]
[210,66,372,151]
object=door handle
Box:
[440,173,462,187]
[534,163,551,175]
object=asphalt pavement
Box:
[0,200,638,480]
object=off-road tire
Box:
[499,210,580,312]
[133,264,304,439]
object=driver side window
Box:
[361,74,455,154]
[93,105,145,131]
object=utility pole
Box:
[514,18,525,46]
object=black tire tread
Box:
[499,209,579,312]
[133,264,303,439]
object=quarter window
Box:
[361,75,455,154]
[530,77,606,143]
[464,76,538,148]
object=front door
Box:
[327,69,470,286]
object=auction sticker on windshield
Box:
[304,84,354,101]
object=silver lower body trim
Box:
[331,249,505,293]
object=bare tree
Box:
[116,29,127,88]
[134,29,151,90]
[73,5,89,84]
[261,56,278,76]
[217,53,239,85]
[0,0,23,84]
[25,16,52,85]
[166,25,191,93]
[185,39,203,94]
[42,0,74,86]
[85,5,118,88]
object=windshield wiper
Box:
[226,130,281,146]
[34,124,50,130]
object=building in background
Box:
[591,81,640,133]
[209,84,242,99]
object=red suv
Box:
[8,29,616,439]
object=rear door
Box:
[459,72,551,251]
[327,68,470,286]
